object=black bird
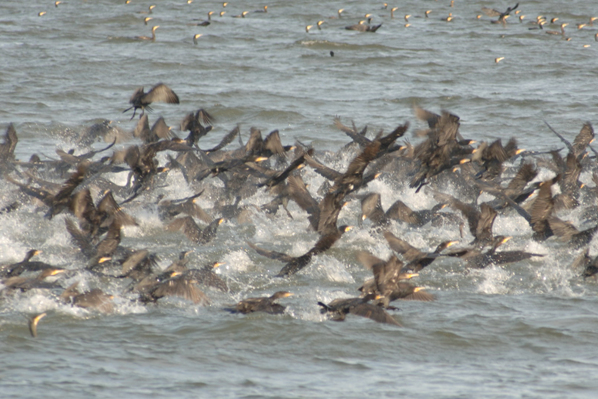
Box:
[123,83,180,119]
[183,262,228,292]
[1,249,54,277]
[481,3,519,25]
[448,236,544,269]
[383,231,458,273]
[356,251,419,297]
[318,294,401,325]
[248,225,353,277]
[225,291,292,314]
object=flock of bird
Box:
[37,2,598,48]
[6,2,598,335]
[2,75,598,336]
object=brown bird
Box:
[136,25,159,41]
[60,282,115,313]
[166,217,224,244]
[225,291,292,314]
[123,83,180,119]
[383,231,458,273]
[318,294,401,326]
[141,272,210,305]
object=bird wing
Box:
[349,303,401,326]
[356,251,386,270]
[481,7,501,17]
[246,241,294,262]
[205,125,240,153]
[143,83,180,104]
[383,231,424,262]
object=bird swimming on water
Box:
[225,291,292,314]
[136,25,159,41]
[123,83,180,119]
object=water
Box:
[2,0,598,397]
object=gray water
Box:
[2,0,598,397]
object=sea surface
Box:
[1,0,598,398]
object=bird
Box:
[248,225,353,277]
[318,294,401,325]
[195,11,214,26]
[28,313,47,338]
[136,25,159,41]
[448,236,544,269]
[481,3,518,25]
[225,291,292,314]
[345,21,383,32]
[383,231,458,273]
[141,272,210,305]
[123,83,180,119]
[193,33,202,44]
[60,282,115,313]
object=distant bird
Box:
[317,20,325,30]
[546,23,568,35]
[331,9,344,19]
[123,83,180,119]
[495,57,505,63]
[38,11,46,17]
[482,3,519,25]
[390,7,398,19]
[55,1,62,6]
[144,17,152,25]
[196,11,214,26]
[345,21,382,32]
[233,11,249,18]
[254,6,267,13]
[136,25,159,41]
[305,25,313,32]
[193,33,202,44]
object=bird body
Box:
[123,83,179,119]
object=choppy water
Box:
[2,0,598,398]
